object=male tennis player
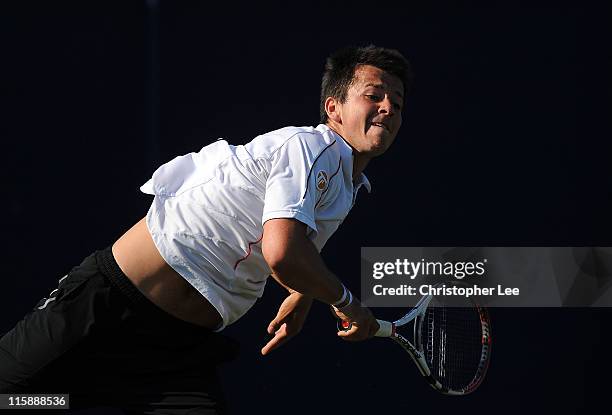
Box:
[0,45,411,414]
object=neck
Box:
[325,121,370,181]
[351,154,370,181]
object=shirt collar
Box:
[316,124,372,194]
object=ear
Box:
[324,96,342,124]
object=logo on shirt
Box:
[316,170,329,191]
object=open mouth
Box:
[371,122,389,132]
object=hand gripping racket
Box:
[338,287,492,395]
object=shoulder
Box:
[245,125,336,159]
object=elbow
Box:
[262,236,305,279]
[263,244,302,291]
[262,241,292,274]
[261,218,308,276]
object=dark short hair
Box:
[320,45,413,123]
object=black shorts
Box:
[0,247,239,414]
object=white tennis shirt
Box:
[140,124,371,330]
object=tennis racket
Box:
[338,286,492,395]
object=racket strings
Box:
[423,306,486,392]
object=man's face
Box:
[332,64,404,158]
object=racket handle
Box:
[375,319,393,337]
[337,319,394,337]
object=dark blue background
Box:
[2,2,611,413]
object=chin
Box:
[367,142,388,156]
[371,136,388,149]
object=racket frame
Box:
[375,291,492,395]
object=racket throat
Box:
[413,352,432,377]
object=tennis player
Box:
[0,45,412,414]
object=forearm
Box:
[270,273,305,296]
[270,247,343,304]
[263,218,377,341]
[270,241,376,340]
[263,221,344,305]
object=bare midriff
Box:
[111,217,223,330]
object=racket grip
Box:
[336,318,393,337]
[375,319,393,337]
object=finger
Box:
[330,304,350,317]
[268,314,288,334]
[261,335,282,355]
[261,323,288,355]
[329,305,340,319]
[337,324,360,341]
[261,334,287,356]
[267,320,278,334]
[338,322,374,341]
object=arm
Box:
[269,273,302,295]
[262,218,344,303]
[262,218,378,342]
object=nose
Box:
[378,95,395,116]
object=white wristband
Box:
[333,289,353,310]
[331,284,348,307]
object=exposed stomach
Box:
[111,217,223,330]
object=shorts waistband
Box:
[95,246,212,335]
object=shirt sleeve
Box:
[262,134,332,233]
